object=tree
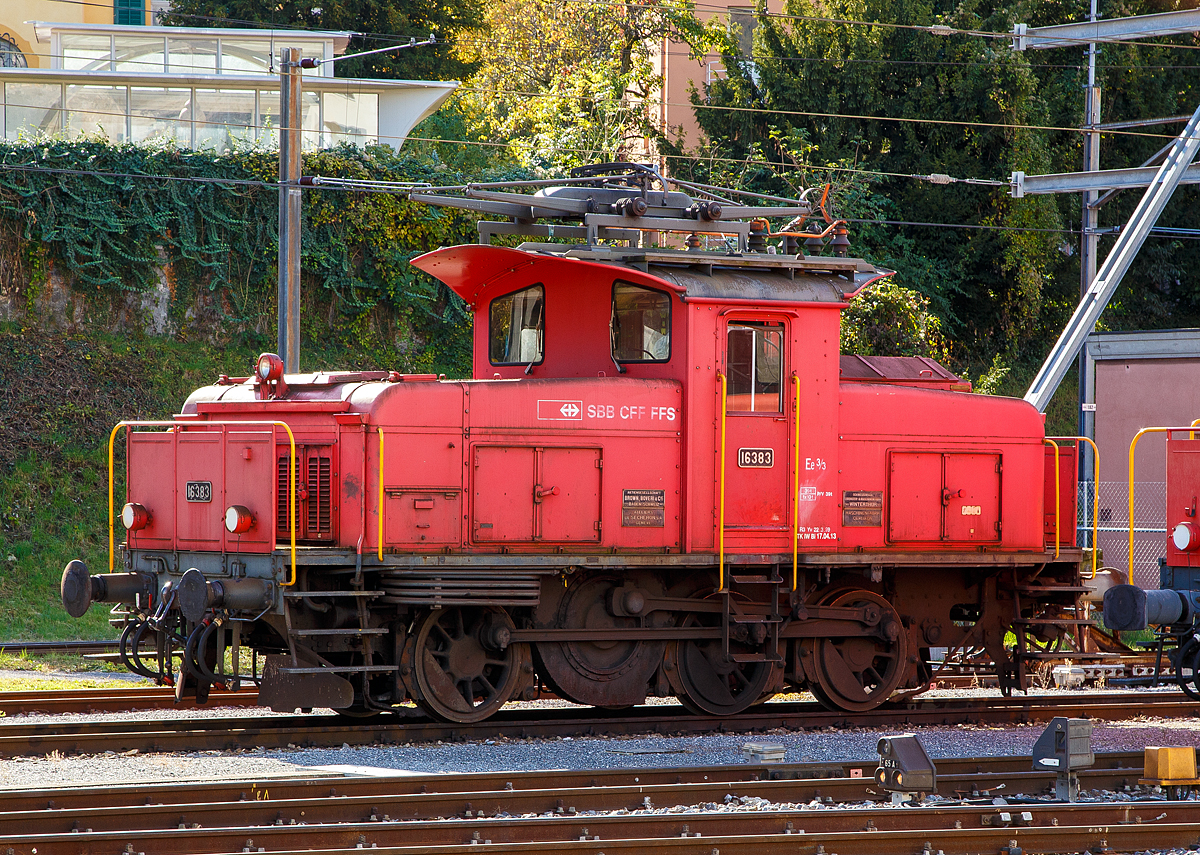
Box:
[161,0,484,81]
[455,0,721,168]
[668,0,1200,381]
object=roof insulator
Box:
[925,173,954,185]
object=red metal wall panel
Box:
[126,433,175,551]
[887,452,943,542]
[472,446,536,542]
[539,447,601,542]
[943,453,1001,543]
[1167,438,1200,568]
[176,433,223,550]
[223,430,275,553]
[1043,444,1078,550]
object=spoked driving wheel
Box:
[1176,636,1200,701]
[408,606,529,723]
[666,594,775,716]
[805,590,907,712]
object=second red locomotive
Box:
[61,165,1086,719]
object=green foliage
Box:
[0,140,525,374]
[457,0,725,168]
[160,0,485,82]
[841,280,945,359]
[673,0,1200,377]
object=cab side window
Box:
[489,284,545,365]
[611,282,671,363]
[727,321,783,412]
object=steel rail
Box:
[0,640,119,655]
[0,692,1194,759]
[0,762,1158,841]
[0,686,260,715]
[4,776,1200,855]
[0,751,1148,814]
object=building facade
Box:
[0,21,455,150]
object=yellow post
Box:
[717,372,728,592]
[1043,439,1060,558]
[791,374,800,592]
[378,427,385,562]
[1047,435,1101,579]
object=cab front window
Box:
[611,282,671,363]
[490,284,545,365]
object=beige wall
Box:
[654,1,783,153]
[3,2,153,69]
[1095,358,1200,485]
[1094,357,1200,586]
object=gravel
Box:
[2,675,1199,790]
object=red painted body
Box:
[126,245,1070,563]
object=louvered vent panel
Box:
[277,456,291,533]
[308,456,332,534]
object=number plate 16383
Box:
[185,481,213,503]
[737,448,774,468]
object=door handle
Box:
[534,485,559,503]
[941,488,962,506]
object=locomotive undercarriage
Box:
[98,550,1088,720]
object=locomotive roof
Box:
[411,244,890,306]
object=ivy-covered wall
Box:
[0,141,515,375]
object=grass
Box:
[0,674,137,693]
[0,323,453,643]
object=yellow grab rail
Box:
[109,420,297,585]
[717,372,728,592]
[1047,435,1100,579]
[1043,439,1060,558]
[1127,422,1200,575]
[377,427,385,562]
[791,374,800,592]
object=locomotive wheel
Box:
[410,606,528,723]
[666,592,774,716]
[534,573,667,708]
[1177,637,1200,702]
[807,590,907,713]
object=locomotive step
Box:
[729,652,784,664]
[1011,618,1097,625]
[729,615,783,625]
[279,665,397,674]
[289,628,390,636]
[728,574,785,584]
[283,591,385,598]
[1013,585,1093,594]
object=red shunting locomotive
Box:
[60,165,1086,719]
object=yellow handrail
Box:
[1127,423,1200,575]
[1047,435,1100,579]
[791,374,800,592]
[377,427,385,562]
[717,372,728,592]
[109,420,297,585]
[1043,439,1060,559]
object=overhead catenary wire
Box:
[32,0,1200,57]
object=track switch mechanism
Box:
[1031,716,1093,801]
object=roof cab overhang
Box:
[410,244,892,308]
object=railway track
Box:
[0,690,1195,759]
[2,751,1198,855]
[0,686,260,715]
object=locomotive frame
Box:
[60,164,1091,720]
